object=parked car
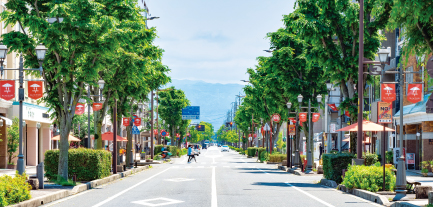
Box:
[221,145,229,152]
[192,144,201,155]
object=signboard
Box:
[312,113,320,122]
[28,81,43,100]
[299,113,307,122]
[406,153,415,165]
[407,84,423,103]
[329,124,336,133]
[272,114,281,123]
[378,102,392,123]
[132,125,140,135]
[381,84,396,102]
[134,118,141,126]
[182,106,200,120]
[75,103,85,115]
[289,125,295,136]
[93,103,103,111]
[161,130,167,137]
[123,118,130,126]
[0,80,15,101]
[393,148,406,164]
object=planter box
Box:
[7,164,16,169]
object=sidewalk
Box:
[0,166,37,177]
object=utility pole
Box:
[150,91,154,159]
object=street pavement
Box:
[43,146,382,207]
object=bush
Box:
[259,151,269,162]
[363,152,378,166]
[168,146,178,156]
[247,147,258,157]
[322,153,355,183]
[154,145,163,155]
[342,164,396,192]
[0,173,32,206]
[386,150,393,164]
[44,148,112,181]
[257,147,266,159]
[269,154,286,163]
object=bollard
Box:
[37,162,44,189]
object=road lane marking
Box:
[211,166,217,207]
[131,197,184,206]
[92,167,172,207]
[197,166,204,168]
[285,182,335,207]
[223,166,229,168]
[235,166,241,168]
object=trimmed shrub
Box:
[363,152,378,166]
[269,154,286,163]
[154,145,163,155]
[259,151,269,162]
[257,147,266,159]
[247,147,258,157]
[322,153,355,183]
[342,164,396,192]
[0,174,31,206]
[168,146,178,156]
[44,148,112,181]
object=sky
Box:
[143,0,297,84]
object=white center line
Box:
[211,166,217,207]
[285,182,335,207]
[92,167,171,207]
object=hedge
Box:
[0,174,31,206]
[247,147,258,157]
[363,152,378,166]
[44,148,112,181]
[322,153,355,183]
[269,154,286,163]
[259,151,269,162]
[257,147,266,159]
[342,164,395,192]
[168,146,178,156]
[154,145,163,154]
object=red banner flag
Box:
[345,111,350,117]
[288,118,295,125]
[327,103,338,111]
[176,133,180,138]
[75,103,85,115]
[381,83,396,102]
[312,113,320,122]
[407,84,422,103]
[93,103,103,111]
[154,129,158,135]
[299,113,307,122]
[134,118,141,126]
[0,80,15,101]
[123,118,130,126]
[28,81,43,100]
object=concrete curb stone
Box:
[319,178,338,188]
[10,165,150,207]
[390,202,423,207]
[332,182,391,206]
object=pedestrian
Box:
[187,145,196,163]
[319,143,323,160]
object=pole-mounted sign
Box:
[75,103,85,115]
[272,113,281,123]
[312,113,320,122]
[299,113,307,122]
[28,81,43,100]
[378,102,392,123]
[123,118,130,126]
[381,83,396,102]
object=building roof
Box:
[394,94,430,117]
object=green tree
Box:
[72,114,94,147]
[7,118,19,165]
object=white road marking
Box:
[285,182,335,207]
[197,166,204,168]
[223,166,229,168]
[235,166,241,168]
[92,167,172,207]
[201,162,207,164]
[131,197,184,206]
[211,166,217,207]
[164,178,195,182]
[185,166,192,168]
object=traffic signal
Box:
[230,122,233,127]
[196,125,205,131]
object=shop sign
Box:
[28,81,43,100]
[0,80,15,101]
[381,83,396,102]
[407,84,422,103]
[75,103,85,115]
[378,102,392,123]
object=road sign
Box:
[272,114,281,123]
[161,130,167,137]
[182,106,200,115]
[132,125,140,135]
[264,123,270,131]
[289,125,295,135]
[378,102,392,123]
[182,115,200,120]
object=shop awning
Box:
[336,120,394,132]
[52,134,81,142]
[0,116,12,126]
[101,132,127,141]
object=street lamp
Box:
[297,94,303,103]
[377,47,391,64]
[286,102,292,168]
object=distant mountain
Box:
[166,79,244,131]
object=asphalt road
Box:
[44,146,381,207]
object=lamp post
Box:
[286,102,293,168]
[0,43,47,175]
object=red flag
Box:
[0,80,15,101]
[75,103,85,115]
[312,113,320,122]
[154,129,158,135]
[299,113,307,122]
[93,103,103,111]
[28,81,43,100]
[381,84,396,102]
[288,118,295,125]
[345,111,350,117]
[123,118,130,126]
[176,133,180,138]
[327,103,338,111]
[407,84,422,103]
[134,118,141,126]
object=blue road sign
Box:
[132,125,140,135]
[182,115,200,120]
[161,130,167,137]
[182,106,200,115]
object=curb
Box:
[390,202,425,207]
[331,182,391,206]
[10,165,150,207]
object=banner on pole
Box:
[312,113,320,122]
[93,103,103,111]
[378,102,392,123]
[299,113,307,122]
[407,84,422,103]
[28,81,43,100]
[75,103,85,115]
[381,83,396,102]
[134,118,141,126]
[289,125,295,136]
[0,80,15,101]
[123,118,130,126]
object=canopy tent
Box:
[52,134,81,142]
[101,131,128,141]
[336,120,394,132]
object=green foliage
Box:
[168,146,178,157]
[386,150,393,164]
[322,153,355,183]
[6,117,19,164]
[342,164,396,192]
[269,154,286,163]
[0,173,31,206]
[259,151,269,162]
[363,153,379,166]
[247,147,258,157]
[52,177,76,186]
[154,145,163,155]
[72,114,94,146]
[44,149,111,181]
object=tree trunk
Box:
[171,125,174,146]
[58,114,72,181]
[126,125,132,166]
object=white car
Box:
[221,145,229,152]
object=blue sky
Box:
[144,0,296,84]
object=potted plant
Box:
[422,161,430,177]
[6,118,19,169]
[422,168,429,177]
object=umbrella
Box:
[336,120,394,132]
[101,131,128,141]
[52,134,81,142]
